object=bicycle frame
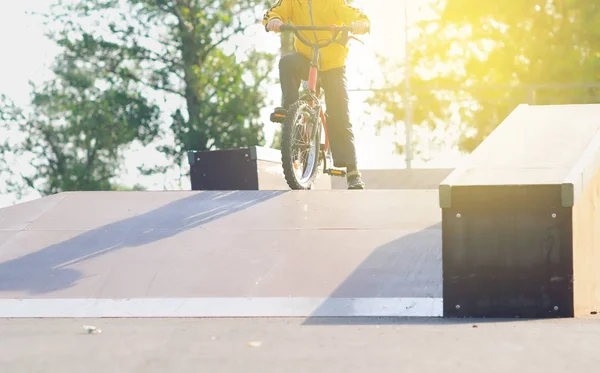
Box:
[280,24,355,157]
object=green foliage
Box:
[46,0,275,169]
[164,48,274,159]
[1,0,277,199]
[369,0,600,153]
[0,51,161,197]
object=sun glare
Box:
[339,0,458,169]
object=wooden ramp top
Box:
[440,104,600,207]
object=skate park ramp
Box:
[4,103,600,322]
[0,189,442,318]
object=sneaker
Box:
[346,170,365,190]
[269,107,287,123]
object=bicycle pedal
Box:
[270,112,286,123]
[325,169,346,177]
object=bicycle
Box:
[270,24,365,190]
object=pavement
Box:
[2,317,600,372]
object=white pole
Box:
[403,2,413,169]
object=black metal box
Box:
[440,104,600,318]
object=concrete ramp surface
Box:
[0,190,442,318]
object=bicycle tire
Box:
[280,100,322,190]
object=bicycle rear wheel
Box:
[280,100,322,190]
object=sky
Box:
[0,0,466,208]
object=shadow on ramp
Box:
[303,223,443,325]
[301,222,544,326]
[0,191,284,295]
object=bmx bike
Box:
[270,24,364,190]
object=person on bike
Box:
[262,0,370,190]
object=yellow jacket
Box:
[262,0,370,71]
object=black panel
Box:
[443,202,573,318]
[189,149,259,190]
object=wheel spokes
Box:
[290,110,318,182]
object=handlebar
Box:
[280,25,354,32]
[277,24,365,49]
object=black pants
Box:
[279,53,358,169]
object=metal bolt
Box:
[552,213,557,218]
[456,213,461,219]
[455,304,461,309]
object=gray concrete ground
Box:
[1,317,600,373]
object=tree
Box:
[0,50,161,197]
[368,0,600,154]
[45,0,276,173]
[1,0,278,200]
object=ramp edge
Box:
[561,125,600,207]
[0,298,443,318]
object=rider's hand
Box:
[351,20,369,34]
[266,18,284,32]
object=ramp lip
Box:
[438,184,452,208]
[0,297,444,318]
[560,182,575,207]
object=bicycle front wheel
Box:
[280,100,322,190]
